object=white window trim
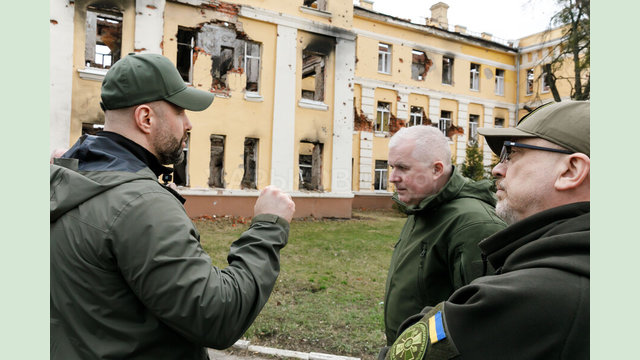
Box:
[378,43,392,74]
[78,67,108,81]
[442,56,454,85]
[470,64,480,91]
[244,92,264,102]
[409,107,423,126]
[439,117,451,138]
[495,70,505,96]
[374,167,388,191]
[244,42,261,95]
[375,103,391,133]
[298,98,329,111]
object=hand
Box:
[50,148,68,164]
[254,185,295,223]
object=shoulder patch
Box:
[428,311,446,344]
[389,322,428,360]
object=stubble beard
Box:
[154,130,186,165]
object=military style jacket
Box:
[382,202,590,360]
[384,168,506,344]
[50,135,289,359]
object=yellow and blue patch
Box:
[428,311,446,344]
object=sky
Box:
[354,0,564,41]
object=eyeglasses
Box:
[499,141,573,163]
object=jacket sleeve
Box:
[110,190,289,349]
[448,220,505,288]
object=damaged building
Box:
[50,0,581,218]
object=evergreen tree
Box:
[460,140,488,181]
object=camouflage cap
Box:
[100,53,214,111]
[477,101,590,157]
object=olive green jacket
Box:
[384,167,506,345]
[50,135,289,359]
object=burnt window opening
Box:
[494,117,505,128]
[468,114,479,143]
[177,27,197,83]
[375,101,391,132]
[439,110,452,137]
[442,56,454,85]
[411,50,431,81]
[197,23,247,92]
[303,0,327,11]
[244,41,261,92]
[409,106,423,126]
[241,138,258,189]
[374,160,388,191]
[299,142,323,191]
[85,7,122,69]
[526,69,534,95]
[302,51,326,102]
[174,133,190,186]
[208,135,225,188]
[541,64,551,93]
[211,46,234,90]
[81,122,104,136]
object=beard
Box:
[495,200,520,225]
[153,129,186,165]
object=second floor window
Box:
[409,106,423,126]
[376,102,391,132]
[470,63,480,91]
[541,64,551,93]
[85,7,122,69]
[244,41,261,92]
[177,27,197,83]
[301,50,326,101]
[468,114,479,143]
[495,69,505,96]
[442,56,453,85]
[303,0,327,11]
[411,50,429,80]
[378,43,392,74]
[526,69,534,95]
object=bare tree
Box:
[543,0,590,101]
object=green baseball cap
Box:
[100,53,214,111]
[477,100,590,157]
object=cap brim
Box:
[166,86,214,111]
[477,127,537,156]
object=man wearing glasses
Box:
[379,101,589,360]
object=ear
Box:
[432,161,445,178]
[555,153,590,191]
[133,104,153,135]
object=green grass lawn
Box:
[195,209,406,359]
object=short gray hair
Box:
[389,125,452,166]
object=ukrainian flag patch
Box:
[428,311,446,344]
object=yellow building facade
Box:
[49,0,578,218]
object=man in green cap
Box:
[379,101,590,360]
[50,53,295,359]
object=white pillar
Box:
[270,25,298,191]
[456,101,469,165]
[361,85,375,119]
[331,38,356,193]
[428,96,441,125]
[482,106,495,166]
[134,0,166,54]
[397,91,409,121]
[49,0,75,152]
[359,132,373,191]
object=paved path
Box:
[206,340,361,360]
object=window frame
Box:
[439,110,452,138]
[442,56,454,85]
[526,69,534,95]
[468,114,479,143]
[374,160,389,191]
[375,101,391,133]
[409,106,423,127]
[495,68,505,96]
[470,63,480,91]
[244,41,261,93]
[378,43,392,74]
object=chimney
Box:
[454,25,466,34]
[359,0,374,11]
[481,32,493,41]
[430,2,449,29]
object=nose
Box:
[184,114,192,131]
[492,161,506,178]
[389,168,400,183]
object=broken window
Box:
[177,27,197,83]
[541,64,551,93]
[208,135,225,188]
[85,7,122,69]
[526,69,534,95]
[244,41,261,92]
[495,69,505,96]
[374,160,388,191]
[409,106,423,126]
[470,63,480,91]
[303,0,327,11]
[81,123,104,136]
[298,142,323,191]
[439,110,452,137]
[442,56,453,85]
[494,117,504,128]
[378,43,392,74]
[468,114,479,143]
[411,50,431,81]
[301,50,326,102]
[174,133,190,186]
[375,102,391,132]
[241,138,258,189]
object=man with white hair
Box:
[381,101,589,360]
[382,125,506,346]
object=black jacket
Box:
[383,202,589,360]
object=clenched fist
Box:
[254,185,296,223]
